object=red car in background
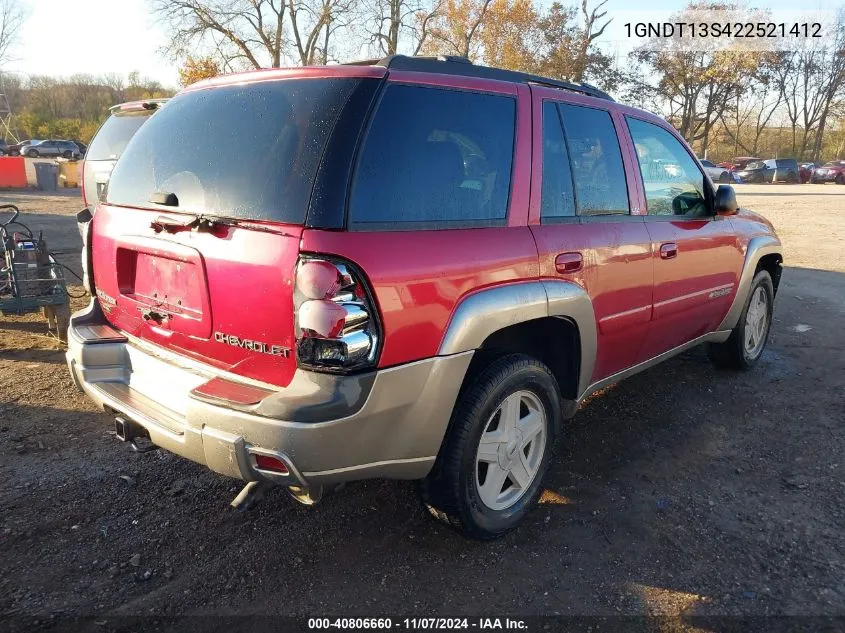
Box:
[718,156,761,171]
[799,163,821,183]
[810,160,845,184]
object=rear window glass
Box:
[557,104,629,216]
[348,84,515,228]
[106,79,358,224]
[86,112,151,161]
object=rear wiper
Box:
[151,213,228,234]
[150,213,293,238]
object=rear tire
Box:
[707,270,774,370]
[719,171,730,183]
[836,174,845,185]
[27,149,39,158]
[420,354,562,540]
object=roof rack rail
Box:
[344,54,614,101]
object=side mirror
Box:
[714,184,738,216]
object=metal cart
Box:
[0,204,71,342]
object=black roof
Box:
[345,54,613,101]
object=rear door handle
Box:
[659,242,678,260]
[555,252,583,273]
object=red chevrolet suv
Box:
[67,56,783,539]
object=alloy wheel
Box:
[744,286,770,359]
[475,390,547,511]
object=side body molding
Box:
[717,234,783,332]
[437,280,597,399]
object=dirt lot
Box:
[1,185,844,628]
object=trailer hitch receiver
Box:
[114,416,158,453]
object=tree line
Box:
[0,0,843,161]
[0,72,173,143]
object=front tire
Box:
[836,174,845,185]
[27,149,39,158]
[719,171,730,183]
[707,270,774,370]
[420,354,562,539]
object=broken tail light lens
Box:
[294,257,381,372]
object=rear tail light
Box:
[294,256,381,372]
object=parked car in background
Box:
[718,156,760,171]
[699,158,732,183]
[81,98,168,209]
[68,56,783,539]
[735,158,799,183]
[25,139,83,159]
[8,140,40,156]
[799,162,820,183]
[811,160,845,184]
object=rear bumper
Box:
[66,301,472,488]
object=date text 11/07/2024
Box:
[307,618,528,630]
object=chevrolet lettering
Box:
[214,332,290,357]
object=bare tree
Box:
[412,2,442,55]
[150,0,287,68]
[368,0,408,56]
[571,0,609,83]
[0,0,27,68]
[718,55,783,156]
[809,9,845,161]
[288,0,355,65]
[362,0,442,57]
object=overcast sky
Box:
[7,0,843,89]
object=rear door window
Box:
[557,104,629,216]
[106,78,359,224]
[348,84,516,229]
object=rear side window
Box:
[86,112,151,161]
[348,84,516,229]
[540,101,575,221]
[557,104,629,216]
[107,78,358,224]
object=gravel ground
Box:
[1,185,844,630]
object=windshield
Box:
[106,78,359,224]
[87,111,153,161]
